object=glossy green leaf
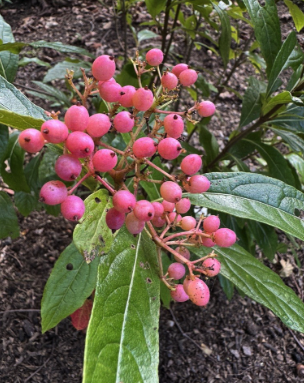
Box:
[0,191,19,239]
[14,191,37,216]
[141,157,163,201]
[73,189,113,262]
[286,153,304,185]
[262,91,292,115]
[0,124,8,172]
[83,227,160,383]
[192,244,304,333]
[212,2,231,68]
[145,0,167,18]
[199,121,219,165]
[272,127,304,154]
[38,147,60,184]
[218,274,234,300]
[271,105,304,133]
[43,60,91,82]
[0,76,48,130]
[284,0,304,32]
[248,221,278,261]
[19,57,51,68]
[160,252,173,309]
[186,172,304,241]
[242,0,281,75]
[41,243,99,333]
[31,81,70,106]
[0,15,18,82]
[137,29,159,43]
[239,77,265,128]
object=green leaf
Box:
[192,244,304,333]
[267,32,297,96]
[239,77,265,128]
[284,0,304,32]
[263,91,294,116]
[286,153,304,185]
[14,191,37,216]
[83,227,160,383]
[0,15,18,82]
[0,191,19,239]
[0,123,8,172]
[145,0,167,18]
[218,274,234,300]
[137,29,159,43]
[18,57,51,68]
[248,221,278,261]
[242,0,281,76]
[271,105,304,133]
[212,2,231,68]
[186,172,304,241]
[0,76,48,130]
[160,253,172,309]
[41,243,99,333]
[199,121,219,165]
[73,190,113,262]
[31,81,70,106]
[38,147,60,184]
[272,127,304,154]
[141,157,163,201]
[43,59,91,83]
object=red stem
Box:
[95,175,115,194]
[68,173,91,195]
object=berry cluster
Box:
[18,48,235,307]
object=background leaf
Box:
[0,15,18,82]
[0,191,19,239]
[284,0,304,32]
[212,2,231,68]
[145,0,167,19]
[239,77,265,128]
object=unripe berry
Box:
[66,132,94,158]
[92,55,116,81]
[202,258,221,277]
[175,198,191,214]
[55,154,82,181]
[133,200,155,221]
[214,228,236,247]
[160,181,182,203]
[168,263,186,280]
[64,105,89,132]
[151,202,164,217]
[202,237,216,248]
[106,208,125,230]
[180,216,196,231]
[168,212,182,223]
[146,48,163,66]
[172,63,188,77]
[61,195,85,221]
[203,215,220,233]
[86,113,111,137]
[41,120,69,144]
[158,137,182,160]
[113,190,136,213]
[179,69,198,87]
[151,216,166,228]
[93,149,117,172]
[99,80,122,103]
[18,129,45,153]
[162,200,175,213]
[132,137,157,158]
[120,85,136,107]
[161,72,178,90]
[170,284,189,302]
[174,246,190,263]
[187,277,210,306]
[132,87,154,111]
[186,175,210,193]
[163,114,184,139]
[181,154,202,175]
[39,181,67,205]
[125,212,145,234]
[113,111,134,133]
[197,101,216,118]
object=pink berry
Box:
[183,277,191,295]
[132,87,154,111]
[158,137,182,160]
[214,228,236,247]
[55,154,82,181]
[41,120,68,144]
[39,181,67,205]
[197,101,216,118]
[106,208,125,230]
[86,113,111,137]
[99,80,122,103]
[125,212,145,234]
[120,85,136,107]
[18,129,45,153]
[151,216,166,228]
[161,72,178,90]
[179,69,198,87]
[146,48,163,66]
[174,246,190,263]
[187,278,210,306]
[202,258,221,277]
[202,237,216,248]
[171,63,188,77]
[162,200,175,213]
[168,212,182,223]
[133,137,157,158]
[203,215,220,233]
[93,149,117,172]
[66,132,94,158]
[133,200,155,221]
[64,105,89,132]
[113,190,136,213]
[113,111,134,133]
[61,195,85,221]
[170,284,189,302]
[160,181,182,203]
[92,55,116,81]
[181,154,202,175]
[151,202,164,217]
[163,114,184,139]
[180,216,196,231]
[168,263,186,280]
[187,175,210,193]
[175,198,191,214]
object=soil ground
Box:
[1,1,304,382]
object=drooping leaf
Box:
[248,221,278,261]
[286,153,304,185]
[199,121,219,165]
[43,59,91,83]
[271,105,304,133]
[186,172,304,241]
[0,191,19,239]
[0,15,18,82]
[145,0,167,19]
[137,29,159,43]
[14,191,38,216]
[239,77,265,128]
[272,127,304,154]
[41,243,99,333]
[18,57,51,68]
[83,227,160,383]
[218,274,234,300]
[262,91,292,116]
[284,0,304,32]
[212,2,231,68]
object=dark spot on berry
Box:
[144,85,149,90]
[177,146,182,151]
[110,152,115,157]
[70,174,77,180]
[24,137,31,142]
[73,215,79,221]
[43,129,49,134]
[84,148,90,153]
[112,229,116,234]
[95,197,101,203]
[120,92,125,95]
[109,56,114,60]
[66,263,73,270]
